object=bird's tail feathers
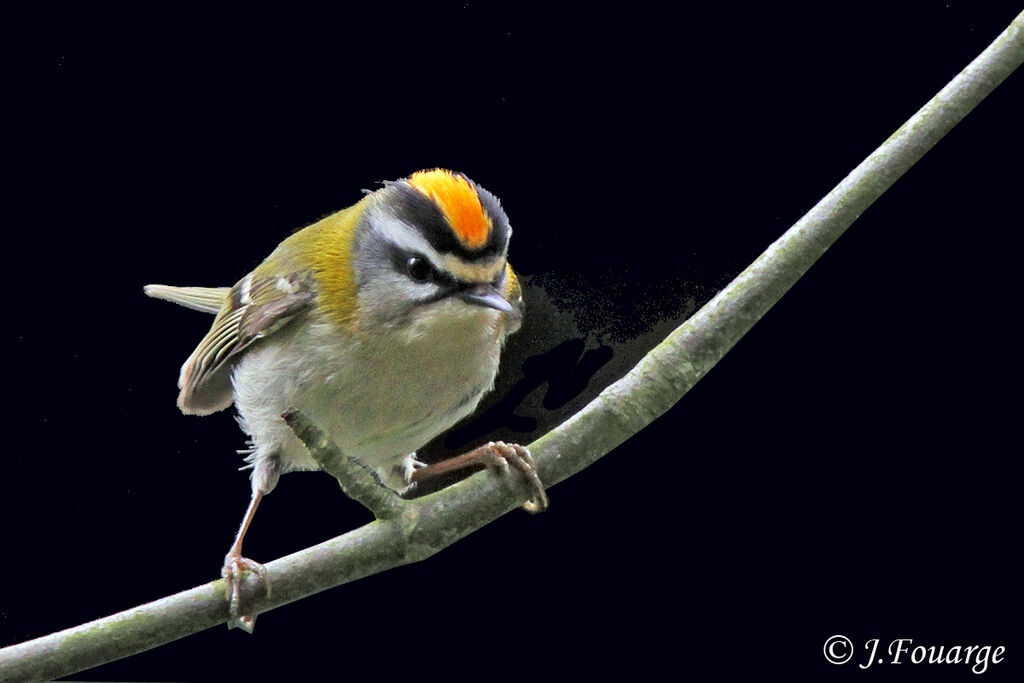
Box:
[144,284,230,314]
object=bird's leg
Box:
[222,487,270,632]
[409,441,549,513]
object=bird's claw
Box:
[481,441,549,514]
[222,553,270,632]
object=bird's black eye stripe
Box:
[388,248,459,288]
[388,247,432,282]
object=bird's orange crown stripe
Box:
[408,169,492,249]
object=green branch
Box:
[281,409,405,520]
[2,12,1021,682]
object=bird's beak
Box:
[458,284,513,312]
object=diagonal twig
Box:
[281,409,405,520]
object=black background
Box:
[3,4,1021,681]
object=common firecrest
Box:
[146,169,547,631]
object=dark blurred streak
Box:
[443,338,613,451]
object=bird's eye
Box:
[406,256,432,282]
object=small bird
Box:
[146,169,547,631]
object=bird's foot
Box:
[475,441,549,513]
[222,552,270,633]
[407,441,549,512]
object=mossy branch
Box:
[281,409,405,520]
[2,13,1021,682]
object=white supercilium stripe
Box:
[373,209,506,283]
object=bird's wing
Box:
[144,284,232,314]
[177,272,315,415]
